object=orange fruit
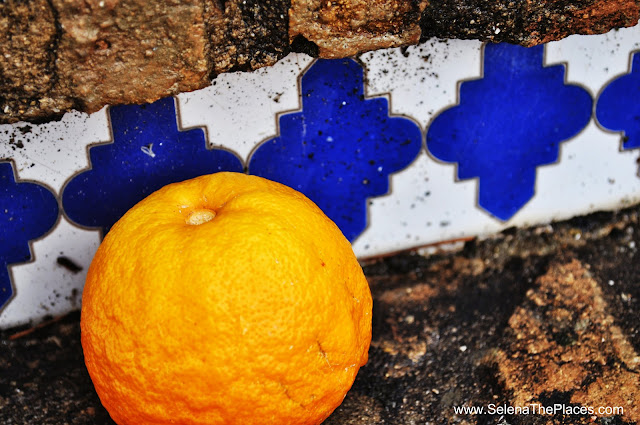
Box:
[81,172,373,425]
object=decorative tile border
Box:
[1,26,640,328]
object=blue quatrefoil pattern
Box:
[2,43,640,313]
[62,97,244,233]
[596,51,640,149]
[0,162,59,308]
[249,59,423,241]
[427,43,593,220]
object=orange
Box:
[80,172,373,425]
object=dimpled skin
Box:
[80,172,373,425]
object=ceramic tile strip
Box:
[2,27,640,328]
[354,28,640,257]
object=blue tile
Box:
[1,162,59,310]
[248,59,423,241]
[427,43,593,221]
[596,52,640,150]
[62,97,243,233]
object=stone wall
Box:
[1,0,639,123]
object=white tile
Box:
[354,122,640,259]
[360,38,484,129]
[545,25,640,96]
[0,108,111,194]
[177,53,314,163]
[353,151,500,258]
[524,121,640,222]
[355,31,640,258]
[0,218,101,328]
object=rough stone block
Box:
[0,0,73,122]
[0,0,639,123]
[290,0,427,58]
[206,0,290,74]
[52,0,211,113]
[420,0,640,46]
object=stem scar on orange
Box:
[81,172,373,425]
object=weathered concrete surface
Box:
[206,0,290,74]
[1,0,639,124]
[1,0,211,123]
[496,259,639,423]
[2,205,639,424]
[420,0,640,46]
[52,0,211,113]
